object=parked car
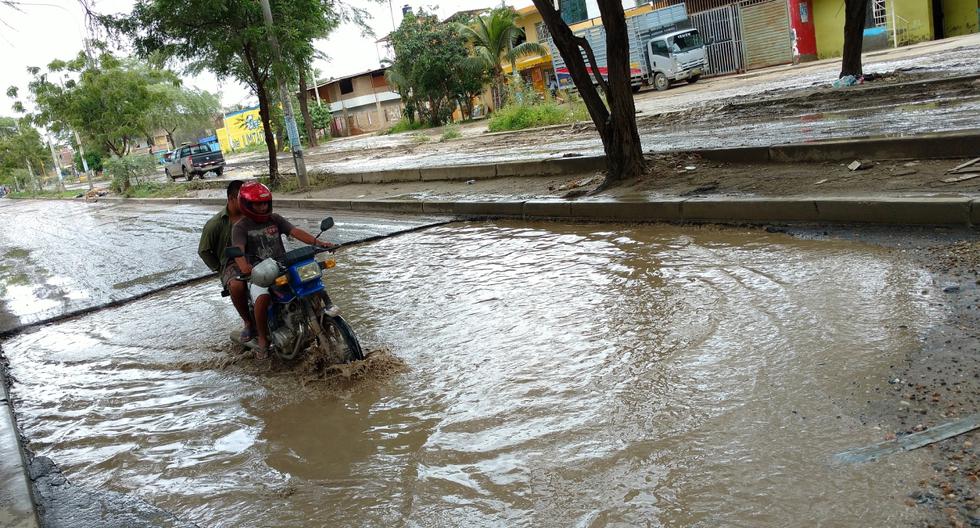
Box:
[164,143,225,181]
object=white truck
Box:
[546,3,709,92]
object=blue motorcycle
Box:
[226,217,363,363]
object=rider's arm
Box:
[230,221,252,274]
[198,218,220,272]
[290,227,333,247]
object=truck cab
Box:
[646,29,708,91]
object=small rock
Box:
[900,400,911,407]
[890,378,901,384]
[465,179,476,185]
[964,441,973,449]
[684,165,697,171]
[848,160,873,171]
[815,178,829,185]
[912,424,928,432]
[943,284,961,293]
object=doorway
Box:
[931,0,945,39]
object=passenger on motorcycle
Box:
[230,181,335,359]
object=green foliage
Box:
[439,124,462,142]
[487,82,588,132]
[110,0,346,182]
[0,117,47,191]
[103,154,157,193]
[145,83,220,148]
[386,11,474,127]
[74,149,103,172]
[384,117,427,135]
[309,102,332,133]
[15,52,177,157]
[410,132,431,144]
[458,7,548,109]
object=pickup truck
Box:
[164,143,225,181]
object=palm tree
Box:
[458,7,548,110]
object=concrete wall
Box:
[813,0,937,58]
[942,0,980,36]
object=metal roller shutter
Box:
[738,0,793,70]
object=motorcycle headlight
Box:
[296,261,321,282]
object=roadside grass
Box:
[4,248,30,259]
[384,117,428,135]
[260,172,342,194]
[488,98,589,132]
[411,132,431,144]
[8,189,79,199]
[439,125,462,142]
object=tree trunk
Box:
[531,0,645,187]
[166,129,176,150]
[596,0,645,182]
[840,0,870,77]
[298,69,317,148]
[255,81,280,185]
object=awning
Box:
[502,54,553,74]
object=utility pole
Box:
[26,159,38,192]
[47,138,65,192]
[74,130,93,190]
[259,0,308,187]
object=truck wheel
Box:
[631,84,641,93]
[215,168,224,177]
[165,168,174,181]
[687,75,701,84]
[653,73,669,91]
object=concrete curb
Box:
[316,131,980,184]
[0,362,39,528]
[106,196,980,227]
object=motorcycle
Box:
[225,217,364,363]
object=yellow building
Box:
[812,0,979,59]
[215,106,267,153]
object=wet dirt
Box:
[3,221,963,526]
[217,47,980,176]
[189,155,980,204]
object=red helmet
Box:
[239,181,273,223]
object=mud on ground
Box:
[785,226,980,527]
[192,154,980,203]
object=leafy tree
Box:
[108,0,344,185]
[0,117,48,192]
[145,83,220,149]
[309,101,332,136]
[386,11,473,127]
[531,0,645,188]
[458,7,547,110]
[14,52,174,158]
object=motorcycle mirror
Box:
[224,246,244,259]
[320,217,334,231]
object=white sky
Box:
[0,0,532,118]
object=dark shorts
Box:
[220,262,243,289]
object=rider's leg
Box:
[254,293,272,355]
[228,279,252,330]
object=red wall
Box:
[788,0,818,60]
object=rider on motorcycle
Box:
[231,181,334,359]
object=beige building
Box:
[306,68,403,136]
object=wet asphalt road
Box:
[0,199,446,333]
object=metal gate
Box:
[690,5,744,77]
[737,0,794,70]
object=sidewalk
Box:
[0,363,38,528]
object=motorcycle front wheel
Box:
[321,314,364,363]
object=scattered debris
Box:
[891,168,918,177]
[562,152,583,158]
[848,160,873,171]
[941,173,980,184]
[680,182,719,196]
[942,284,961,294]
[465,179,476,185]
[815,178,829,185]
[684,165,697,171]
[945,157,980,174]
[904,161,921,167]
[833,413,980,464]
[833,75,864,88]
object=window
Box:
[559,0,587,24]
[650,40,669,57]
[672,32,704,53]
[339,78,354,94]
[535,21,551,42]
[190,144,212,154]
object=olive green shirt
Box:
[198,206,234,273]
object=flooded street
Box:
[2,220,944,526]
[0,199,442,332]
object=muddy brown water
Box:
[4,221,942,526]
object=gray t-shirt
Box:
[232,213,296,264]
